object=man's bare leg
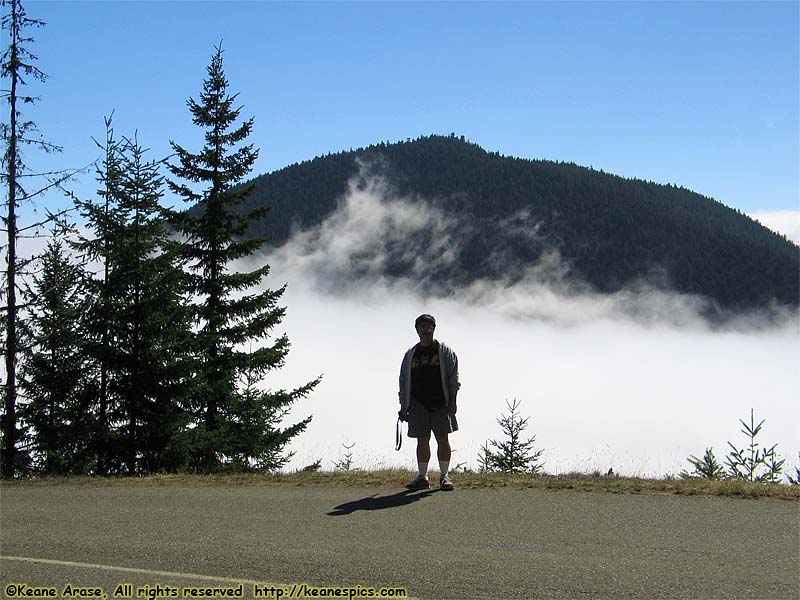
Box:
[416,436,431,478]
[434,431,453,488]
[434,431,451,463]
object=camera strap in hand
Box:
[395,417,403,451]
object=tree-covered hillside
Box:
[217,134,797,312]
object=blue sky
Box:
[8,0,800,223]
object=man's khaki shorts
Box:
[407,400,459,438]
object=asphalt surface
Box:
[1,482,798,599]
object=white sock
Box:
[418,461,428,478]
[439,460,450,477]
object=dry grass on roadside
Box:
[2,469,798,500]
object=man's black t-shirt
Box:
[411,341,446,411]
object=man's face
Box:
[416,320,435,344]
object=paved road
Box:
[1,482,798,599]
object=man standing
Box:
[398,314,460,491]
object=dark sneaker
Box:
[439,474,454,491]
[406,474,430,490]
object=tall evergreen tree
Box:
[168,45,318,472]
[18,238,92,474]
[1,0,61,477]
[110,133,190,474]
[75,122,191,475]
[73,117,124,474]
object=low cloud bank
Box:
[253,173,799,477]
[269,293,799,477]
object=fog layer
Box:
[254,174,799,477]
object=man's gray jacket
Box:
[398,340,460,414]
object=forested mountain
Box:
[210,134,797,313]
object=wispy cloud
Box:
[265,165,463,294]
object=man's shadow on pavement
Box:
[327,489,438,516]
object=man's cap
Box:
[415,314,436,327]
